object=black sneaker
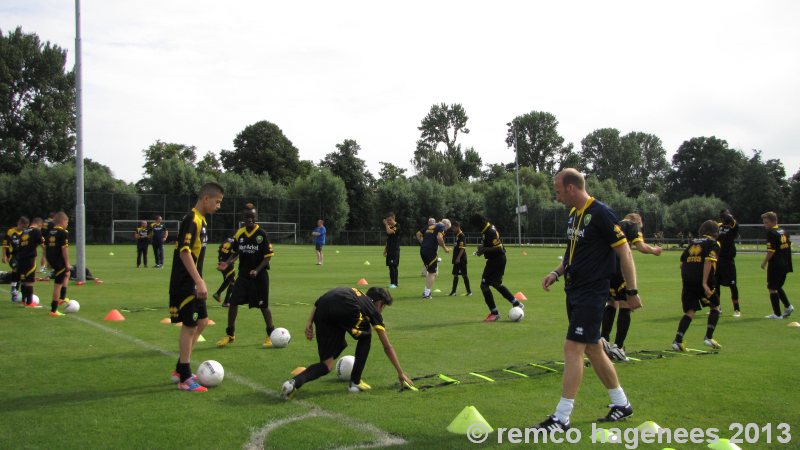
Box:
[212,292,221,303]
[597,403,633,422]
[448,292,457,296]
[532,415,570,431]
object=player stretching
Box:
[716,209,741,316]
[217,204,278,348]
[469,214,522,321]
[45,212,71,316]
[281,287,414,398]
[761,212,794,319]
[672,220,723,351]
[169,182,224,392]
[600,213,661,361]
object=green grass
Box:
[1,244,799,449]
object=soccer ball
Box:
[64,300,80,313]
[336,355,355,381]
[270,328,291,348]
[197,360,224,387]
[11,290,21,303]
[31,294,40,306]
[509,306,525,322]
[437,257,442,262]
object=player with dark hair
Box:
[761,211,794,319]
[149,215,169,268]
[415,218,451,298]
[212,235,236,307]
[312,219,326,265]
[216,203,278,348]
[280,286,415,398]
[2,217,26,302]
[17,217,45,307]
[448,221,472,296]
[169,181,224,392]
[469,214,522,321]
[45,212,71,316]
[40,212,56,272]
[600,212,661,361]
[382,212,400,288]
[535,168,641,431]
[672,220,723,351]
[717,209,741,316]
[134,220,149,268]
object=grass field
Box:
[1,244,799,449]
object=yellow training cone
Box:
[363,261,371,266]
[637,421,663,434]
[446,406,493,435]
[593,427,621,443]
[787,321,800,327]
[708,438,743,450]
[197,334,206,342]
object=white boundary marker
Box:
[0,294,407,450]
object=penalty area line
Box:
[66,314,407,449]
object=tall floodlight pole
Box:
[75,0,86,282]
[508,122,523,247]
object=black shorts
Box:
[219,264,235,280]
[169,291,208,327]
[51,265,68,284]
[313,302,365,361]
[137,242,149,250]
[421,249,438,273]
[230,272,270,308]
[481,256,506,286]
[565,279,609,343]
[608,271,627,300]
[17,258,36,283]
[716,259,737,286]
[452,261,468,276]
[315,243,324,251]
[681,284,720,313]
[767,266,788,290]
[386,251,400,267]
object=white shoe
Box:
[704,338,722,349]
[732,311,741,317]
[281,379,296,399]
[609,344,629,361]
[765,314,783,319]
[783,305,795,318]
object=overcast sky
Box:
[3,1,800,183]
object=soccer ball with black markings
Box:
[197,360,225,387]
[336,355,355,381]
[270,328,291,348]
[508,306,525,322]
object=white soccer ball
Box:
[11,291,21,303]
[197,360,225,387]
[336,355,355,381]
[509,306,525,322]
[270,328,291,348]
[31,294,40,306]
[437,257,442,262]
[64,300,80,313]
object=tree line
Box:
[3,27,800,239]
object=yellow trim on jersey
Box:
[567,197,595,265]
[178,294,195,310]
[373,325,385,332]
[611,238,627,248]
[243,224,260,238]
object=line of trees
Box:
[3,27,800,240]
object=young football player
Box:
[212,235,236,307]
[761,211,794,319]
[45,212,70,316]
[448,221,472,296]
[134,220,149,268]
[17,217,44,307]
[469,214,523,321]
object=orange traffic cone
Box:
[104,309,125,321]
[357,278,368,285]
[514,292,527,301]
[160,317,171,324]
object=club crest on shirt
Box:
[584,214,592,226]
[256,235,264,244]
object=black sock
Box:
[23,285,33,305]
[389,266,399,285]
[294,362,330,389]
[601,304,616,341]
[176,358,181,372]
[495,284,516,303]
[778,289,791,308]
[50,300,58,313]
[706,309,720,339]
[481,285,497,313]
[262,308,274,336]
[226,304,238,336]
[60,286,67,300]
[451,276,459,293]
[463,276,471,293]
[615,308,631,347]
[675,315,692,342]
[350,335,372,384]
[770,292,782,316]
[730,285,739,310]
[178,362,192,383]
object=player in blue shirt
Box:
[312,219,326,266]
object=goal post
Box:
[235,222,297,244]
[111,219,181,244]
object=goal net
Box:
[111,220,181,244]
[235,222,297,244]
[738,223,800,249]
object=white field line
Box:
[0,290,406,450]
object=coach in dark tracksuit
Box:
[149,216,168,268]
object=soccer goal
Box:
[738,223,800,249]
[235,222,297,244]
[111,220,181,244]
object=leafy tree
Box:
[378,162,407,183]
[734,150,789,222]
[375,177,417,239]
[412,103,482,184]
[0,27,75,174]
[580,128,642,193]
[139,157,200,196]
[665,136,746,203]
[788,167,800,223]
[665,195,727,236]
[220,120,302,185]
[321,139,376,229]
[620,132,670,197]
[506,111,574,175]
[289,168,349,235]
[142,140,197,176]
[196,151,222,175]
